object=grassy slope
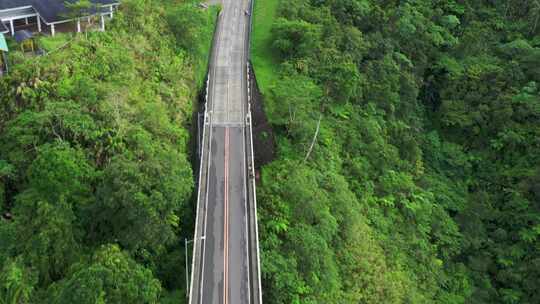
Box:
[39,34,72,52]
[250,0,280,94]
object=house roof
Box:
[1,0,119,24]
[0,6,36,20]
[0,0,33,11]
[34,0,117,23]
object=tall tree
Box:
[53,244,161,304]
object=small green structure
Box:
[0,33,8,75]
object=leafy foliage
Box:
[253,0,540,303]
[0,0,217,302]
[52,245,161,304]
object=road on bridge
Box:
[190,0,254,303]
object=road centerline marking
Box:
[224,127,230,304]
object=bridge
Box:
[188,0,262,303]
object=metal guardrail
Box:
[188,8,222,303]
[245,65,263,304]
[245,0,263,301]
[188,76,212,304]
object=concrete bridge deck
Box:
[188,0,261,303]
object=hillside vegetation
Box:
[0,0,216,302]
[252,0,540,303]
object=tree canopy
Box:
[0,0,217,302]
[252,0,540,303]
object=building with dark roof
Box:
[0,0,34,10]
[0,0,119,36]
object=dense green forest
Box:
[251,0,540,303]
[0,0,216,302]
[1,0,539,303]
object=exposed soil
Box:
[248,62,275,168]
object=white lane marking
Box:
[242,123,251,304]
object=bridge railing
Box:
[245,0,263,301]
[188,8,222,303]
[245,89,263,304]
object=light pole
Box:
[185,236,205,298]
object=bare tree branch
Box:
[303,113,322,162]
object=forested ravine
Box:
[0,0,539,303]
[251,0,540,303]
[0,1,217,302]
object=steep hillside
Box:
[0,0,217,302]
[252,0,540,303]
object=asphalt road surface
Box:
[199,0,251,303]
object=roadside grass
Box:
[250,0,280,94]
[4,33,72,65]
